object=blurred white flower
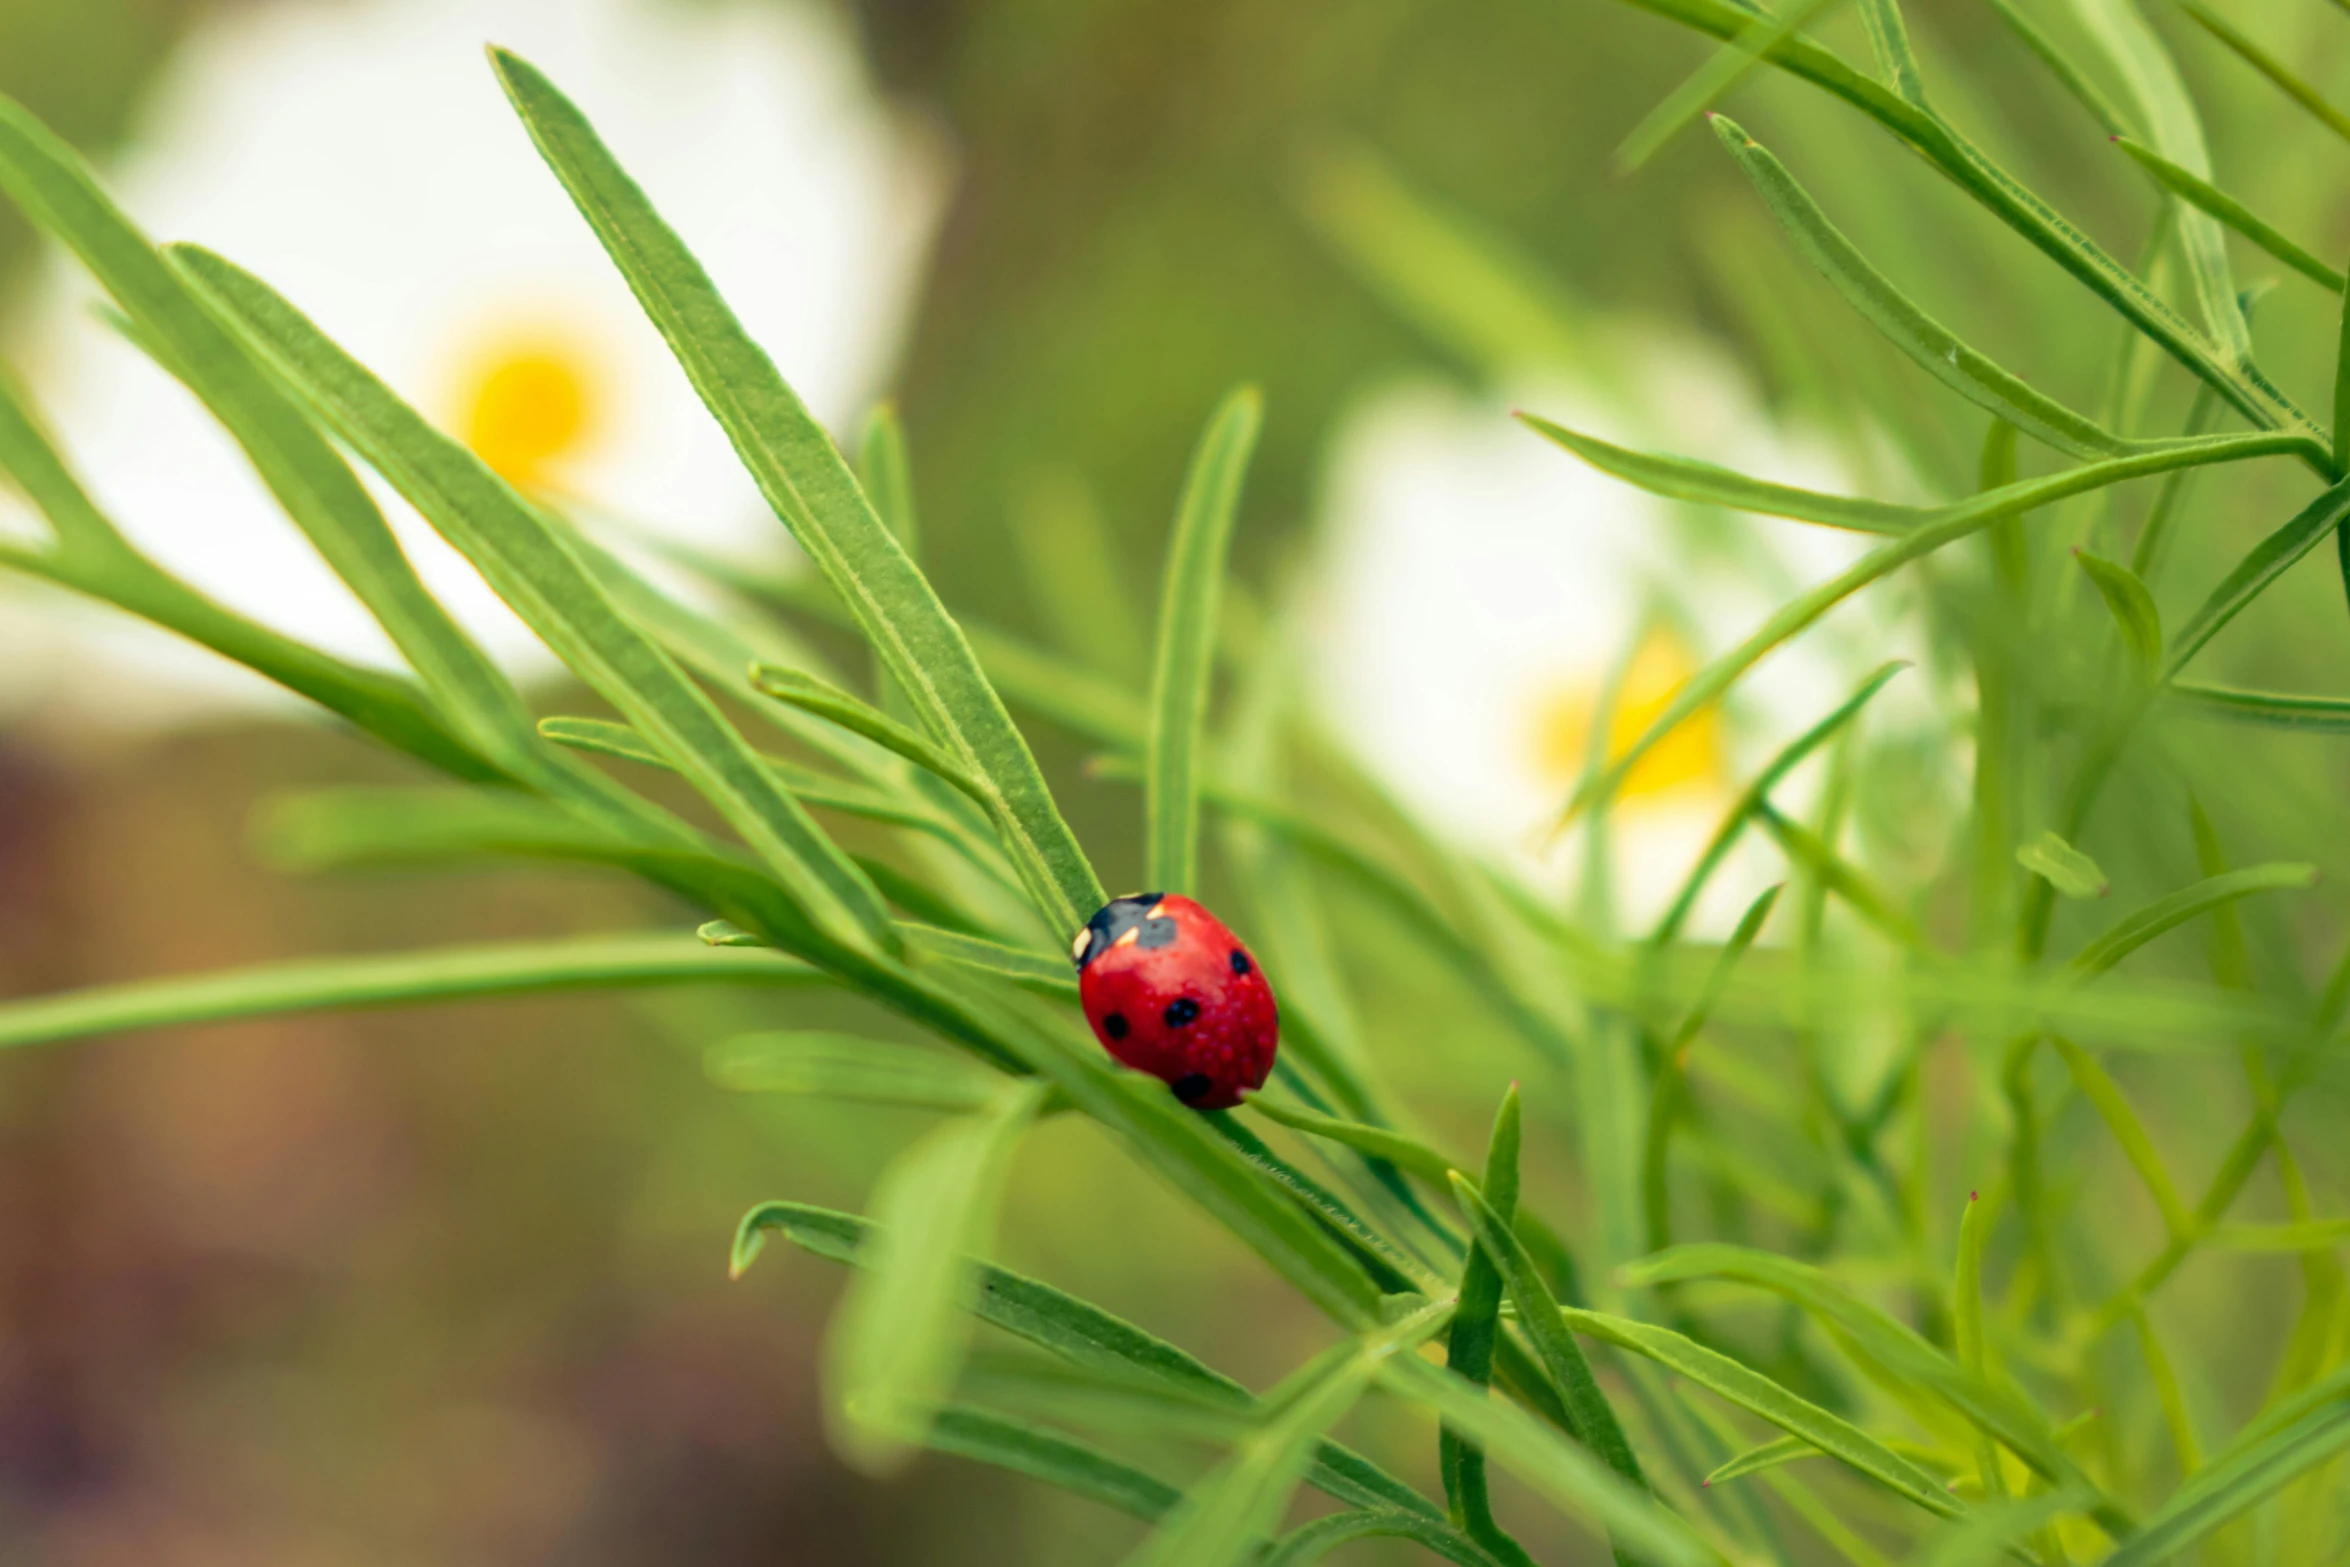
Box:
[1,0,942,723]
[1307,331,1934,935]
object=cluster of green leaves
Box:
[2,0,2350,1558]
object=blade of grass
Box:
[1532,427,2312,821]
[1120,1300,1453,1567]
[703,1032,1001,1110]
[1440,1087,1539,1567]
[748,663,990,803]
[1265,1509,1512,1567]
[0,92,626,806]
[925,1405,1180,1522]
[1951,1193,2008,1501]
[1558,1306,1964,1520]
[2066,863,2317,977]
[2169,681,2350,730]
[1982,0,2133,135]
[2113,139,2344,292]
[0,934,825,1051]
[1617,0,1845,172]
[2017,832,2110,899]
[1712,116,2133,458]
[901,925,1081,999]
[489,49,1106,934]
[1652,665,1903,942]
[2175,0,2350,145]
[2065,0,2250,360]
[2076,551,2162,675]
[2047,1036,2196,1236]
[175,246,899,957]
[826,1079,1049,1472]
[1645,883,1782,1251]
[2099,1381,2350,1565]
[1377,1354,1710,1567]
[737,1201,1461,1529]
[1146,387,1262,894]
[1450,1176,1648,1500]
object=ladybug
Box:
[1071,893,1277,1110]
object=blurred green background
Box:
[6,0,2350,1559]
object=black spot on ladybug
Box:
[1103,1012,1129,1039]
[1229,949,1251,976]
[1172,1073,1213,1103]
[1163,997,1200,1028]
[1074,893,1168,969]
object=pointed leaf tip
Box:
[730,1204,780,1280]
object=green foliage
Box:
[5,0,2350,1557]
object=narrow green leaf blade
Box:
[1122,1304,1451,1567]
[1560,1306,1962,1519]
[2075,550,2162,673]
[749,663,989,802]
[0,935,825,1052]
[826,1079,1050,1472]
[1377,1354,1709,1567]
[1713,115,2131,458]
[704,1031,1001,1110]
[488,48,1105,934]
[925,1405,1180,1522]
[2017,831,2110,899]
[174,245,899,957]
[2114,138,2344,293]
[2100,1388,2350,1565]
[1146,387,1262,894]
[2067,863,2317,977]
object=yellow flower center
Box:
[457,334,601,486]
[1531,629,1726,801]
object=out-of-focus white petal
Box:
[2,0,943,725]
[1306,329,1942,937]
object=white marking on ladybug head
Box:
[1114,925,1141,949]
[1071,927,1092,963]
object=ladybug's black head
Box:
[1071,892,1177,970]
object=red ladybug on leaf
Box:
[1071,893,1277,1109]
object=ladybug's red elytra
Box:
[1072,893,1277,1110]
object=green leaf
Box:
[2100,1381,2350,1565]
[1146,387,1262,894]
[1712,116,2132,458]
[1376,1354,1710,1567]
[1617,0,1844,172]
[538,715,970,842]
[1601,0,2313,438]
[1622,1244,2123,1529]
[1264,1510,1512,1567]
[900,924,1082,999]
[2176,0,2350,146]
[1529,424,2309,820]
[2048,1036,2196,1237]
[1983,0,2133,135]
[1440,1088,1536,1567]
[0,934,825,1052]
[2075,551,2162,674]
[1951,1192,2008,1502]
[2064,0,2249,361]
[1752,802,1922,946]
[2114,138,2344,293]
[1914,1492,2094,1567]
[1449,1176,1647,1502]
[703,1031,1001,1110]
[2067,863,2317,977]
[826,1079,1049,1472]
[173,246,899,959]
[924,1405,1179,1522]
[0,92,584,798]
[736,1202,1458,1529]
[747,664,992,805]
[488,48,1106,935]
[0,374,496,780]
[1856,0,1928,103]
[1652,664,1902,942]
[2170,681,2350,731]
[2016,831,2110,899]
[1701,1434,1814,1487]
[1557,1306,1963,1520]
[1121,1302,1453,1567]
